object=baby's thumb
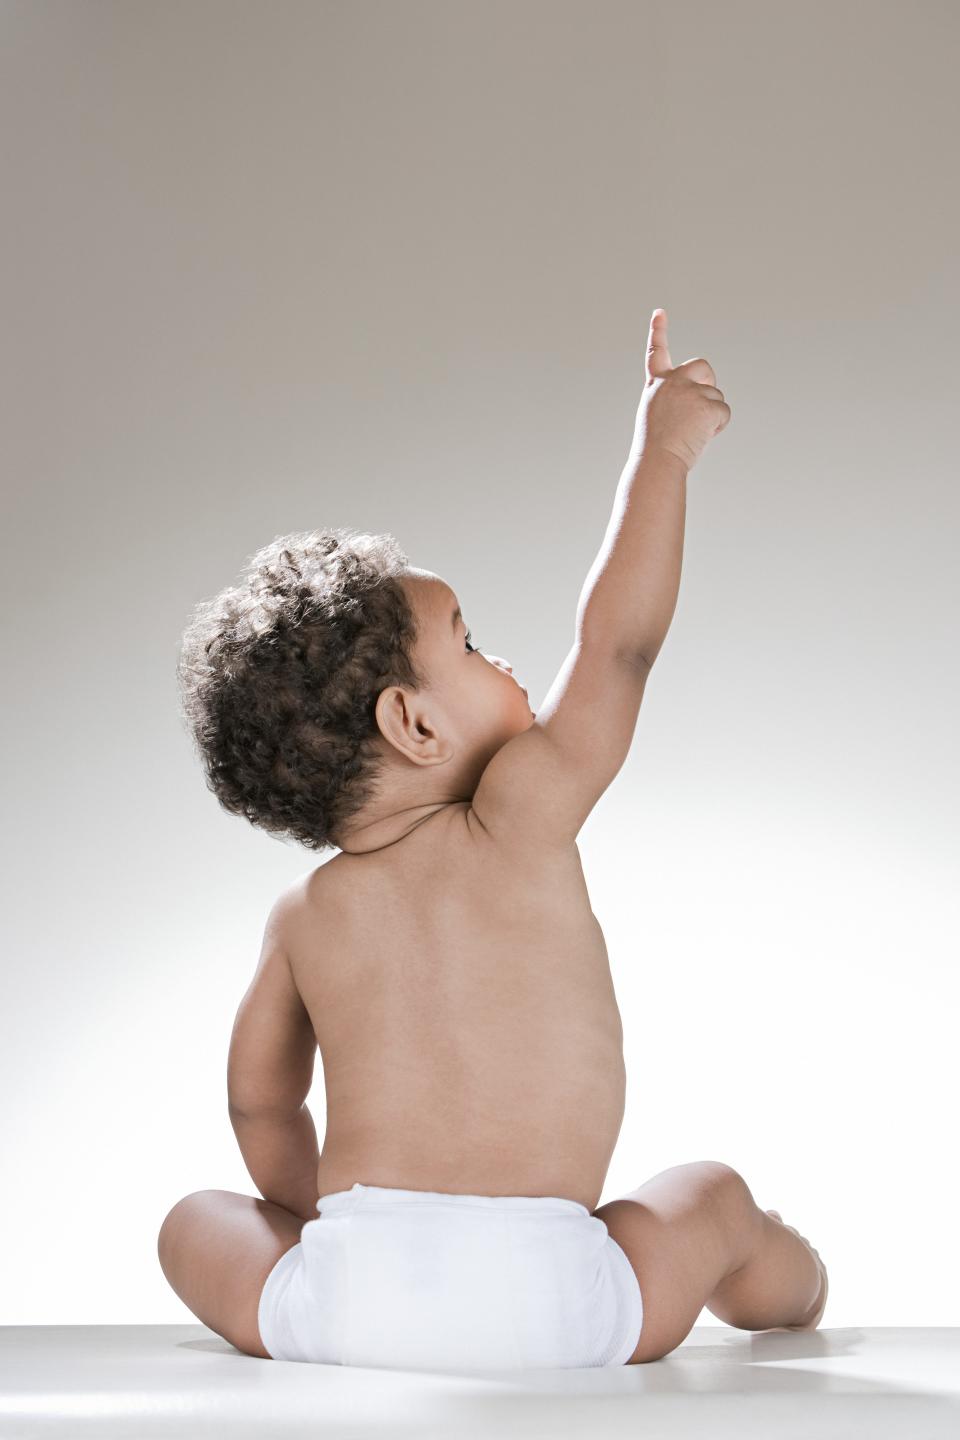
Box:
[646,308,673,380]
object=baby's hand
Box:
[630,309,732,472]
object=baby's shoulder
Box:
[262,871,325,955]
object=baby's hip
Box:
[260,1182,636,1368]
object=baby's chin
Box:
[516,706,537,734]
[472,696,536,756]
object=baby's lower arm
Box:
[229,1104,321,1223]
[576,448,688,670]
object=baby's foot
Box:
[764,1209,829,1330]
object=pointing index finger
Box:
[646,307,672,379]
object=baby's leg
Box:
[157,1189,306,1359]
[594,1161,826,1364]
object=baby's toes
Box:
[767,1210,817,1253]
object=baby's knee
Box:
[695,1162,760,1245]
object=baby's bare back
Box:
[288,802,626,1212]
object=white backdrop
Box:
[2,0,957,1326]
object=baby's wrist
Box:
[627,444,689,482]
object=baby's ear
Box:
[374,684,451,765]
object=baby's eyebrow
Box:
[450,605,462,632]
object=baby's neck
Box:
[337,801,455,854]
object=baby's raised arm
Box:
[471,309,731,851]
[578,309,729,667]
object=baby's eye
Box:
[465,629,482,655]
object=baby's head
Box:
[177,527,533,852]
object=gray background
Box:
[2,0,956,1324]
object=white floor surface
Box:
[1,1326,958,1438]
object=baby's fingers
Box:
[698,382,731,429]
[646,308,673,380]
[713,399,732,433]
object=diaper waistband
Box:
[315,1181,589,1217]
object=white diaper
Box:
[257,1182,642,1372]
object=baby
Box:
[158,309,827,1371]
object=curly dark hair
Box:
[176,527,427,852]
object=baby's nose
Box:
[488,656,512,673]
